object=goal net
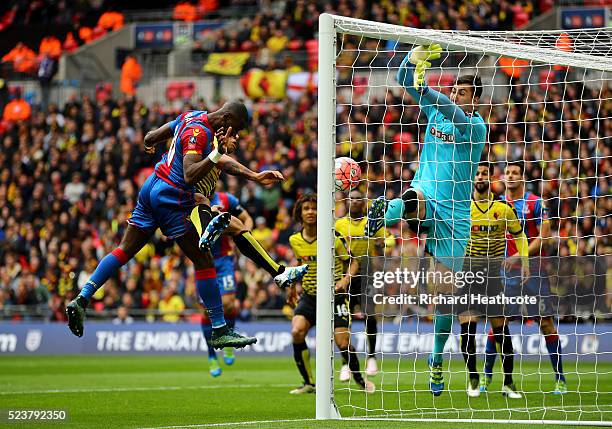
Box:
[316,13,612,425]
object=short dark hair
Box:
[455,74,482,99]
[223,100,249,131]
[349,189,364,199]
[506,160,525,175]
[293,193,317,224]
[478,160,494,176]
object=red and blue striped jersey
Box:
[154,111,214,190]
[503,191,549,257]
[210,192,244,258]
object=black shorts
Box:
[348,275,375,315]
[294,293,350,328]
[454,259,505,318]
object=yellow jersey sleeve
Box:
[504,202,523,236]
[334,231,350,262]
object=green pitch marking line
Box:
[0,355,609,429]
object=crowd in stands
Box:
[1,1,125,69]
[0,0,608,322]
[1,0,549,78]
[0,67,609,322]
[192,0,552,65]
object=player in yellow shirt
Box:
[158,284,185,323]
[287,193,374,394]
[456,162,529,399]
[335,190,395,378]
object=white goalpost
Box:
[316,13,612,424]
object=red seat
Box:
[166,81,195,101]
[95,82,112,103]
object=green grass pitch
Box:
[1,355,610,428]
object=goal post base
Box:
[316,403,341,420]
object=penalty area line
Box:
[0,383,295,396]
[138,418,316,429]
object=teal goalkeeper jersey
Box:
[395,52,487,219]
[411,108,486,217]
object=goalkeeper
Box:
[366,44,487,396]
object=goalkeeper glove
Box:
[408,44,443,91]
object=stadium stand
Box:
[0,0,608,323]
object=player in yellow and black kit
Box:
[456,162,529,399]
[192,136,308,290]
[287,193,374,394]
[335,190,395,377]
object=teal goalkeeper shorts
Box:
[420,195,469,273]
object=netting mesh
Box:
[328,17,611,423]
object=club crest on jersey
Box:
[429,126,455,142]
[494,212,499,219]
[522,204,530,215]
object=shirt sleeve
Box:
[181,125,209,156]
[466,115,488,143]
[395,51,469,129]
[334,232,351,262]
[396,53,435,118]
[289,234,300,257]
[334,219,345,237]
[419,87,478,135]
[168,113,182,132]
[505,204,524,236]
[534,198,550,226]
[227,193,244,216]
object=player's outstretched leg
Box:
[201,296,238,374]
[201,315,221,377]
[230,222,308,289]
[199,212,231,251]
[197,206,308,288]
[366,189,419,237]
[178,228,256,349]
[365,196,388,237]
[223,304,237,365]
[67,225,151,337]
[274,264,309,289]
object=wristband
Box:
[207,149,222,164]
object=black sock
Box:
[293,342,314,386]
[494,325,515,386]
[233,231,283,277]
[76,296,89,308]
[198,204,213,232]
[460,322,478,379]
[341,345,364,385]
[213,324,229,335]
[365,316,377,358]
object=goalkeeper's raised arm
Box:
[367,43,488,397]
[396,44,484,136]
